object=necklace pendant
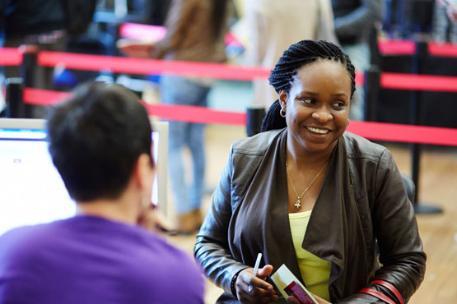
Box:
[294,198,301,209]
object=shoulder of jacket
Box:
[232,129,283,157]
[343,132,388,161]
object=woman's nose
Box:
[311,111,333,122]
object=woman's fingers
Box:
[236,268,278,303]
[257,264,274,277]
[240,268,275,292]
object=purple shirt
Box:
[0,215,204,303]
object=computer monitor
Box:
[0,118,168,236]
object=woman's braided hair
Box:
[261,40,356,132]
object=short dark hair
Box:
[261,40,356,132]
[47,82,153,202]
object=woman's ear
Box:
[279,90,288,110]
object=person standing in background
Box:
[331,0,382,121]
[243,0,337,136]
[156,0,230,234]
[120,0,229,234]
[121,0,230,234]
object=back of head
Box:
[47,82,153,202]
[261,40,356,132]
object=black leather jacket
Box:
[194,129,426,303]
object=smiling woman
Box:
[194,40,425,304]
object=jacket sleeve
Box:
[371,149,426,302]
[339,149,426,304]
[194,148,248,296]
[334,0,382,39]
[153,0,197,58]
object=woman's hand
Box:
[235,265,279,303]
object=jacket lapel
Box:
[264,130,303,282]
[232,129,303,281]
[302,136,351,298]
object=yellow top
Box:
[289,210,331,301]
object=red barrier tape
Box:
[22,88,457,146]
[428,42,457,58]
[143,103,246,126]
[378,39,457,58]
[0,47,22,66]
[378,40,416,55]
[24,89,70,106]
[37,50,457,92]
[346,121,457,146]
[37,50,364,83]
[381,73,457,92]
[24,88,245,125]
[38,51,270,81]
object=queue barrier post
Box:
[5,78,25,118]
[21,47,40,118]
[410,40,443,214]
[364,66,381,122]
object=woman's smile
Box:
[306,126,331,135]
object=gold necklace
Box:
[287,162,327,209]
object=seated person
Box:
[0,82,204,303]
[194,40,425,304]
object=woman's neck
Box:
[286,138,335,170]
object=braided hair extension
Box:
[261,40,356,132]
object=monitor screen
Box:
[0,119,168,236]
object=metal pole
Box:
[363,66,381,122]
[20,46,38,118]
[5,78,24,118]
[410,39,442,214]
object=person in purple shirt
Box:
[0,82,204,304]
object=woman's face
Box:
[280,59,351,155]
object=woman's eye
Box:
[333,101,346,109]
[298,98,313,105]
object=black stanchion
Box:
[410,40,443,214]
[363,66,381,122]
[5,78,25,118]
[21,47,38,118]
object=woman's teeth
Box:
[307,127,329,134]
